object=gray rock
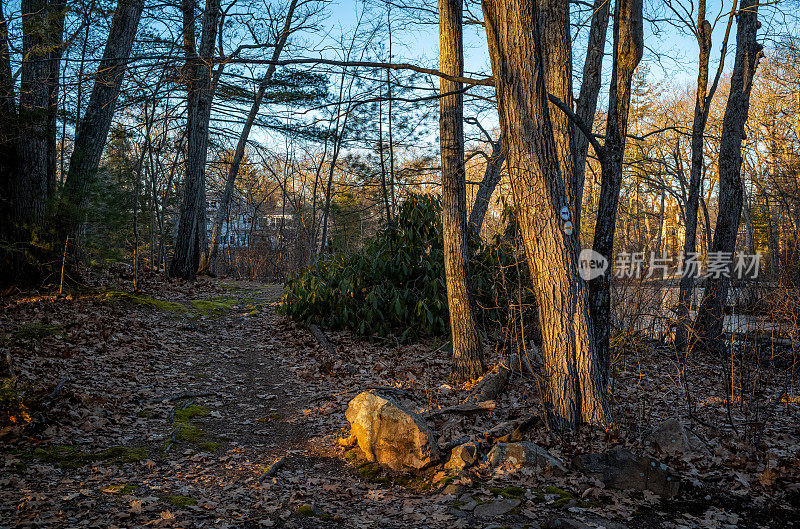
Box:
[473,498,521,518]
[572,445,679,497]
[644,419,706,456]
[487,442,566,473]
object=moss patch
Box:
[103,484,139,495]
[175,424,205,443]
[28,445,146,469]
[102,290,188,313]
[296,504,333,521]
[489,486,526,499]
[174,404,209,423]
[199,442,219,452]
[11,322,63,342]
[189,298,236,315]
[168,495,197,507]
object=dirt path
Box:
[0,278,455,528]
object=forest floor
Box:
[0,268,798,528]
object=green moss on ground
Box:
[102,290,188,313]
[11,322,63,342]
[175,424,205,443]
[296,504,333,521]
[174,404,209,423]
[489,486,526,499]
[168,495,197,507]
[199,442,219,452]
[104,484,139,495]
[27,445,146,469]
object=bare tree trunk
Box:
[539,0,575,214]
[693,0,762,352]
[201,0,298,274]
[468,137,504,234]
[17,0,64,227]
[482,0,608,428]
[572,0,610,228]
[441,0,483,380]
[675,1,734,352]
[589,0,643,384]
[62,0,145,246]
[170,0,222,279]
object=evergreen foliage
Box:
[280,194,522,339]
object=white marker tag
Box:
[564,221,574,235]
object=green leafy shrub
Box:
[280,194,524,340]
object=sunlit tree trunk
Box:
[441,0,483,380]
[588,0,643,384]
[693,0,762,352]
[482,0,608,428]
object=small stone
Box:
[445,442,478,471]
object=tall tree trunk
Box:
[539,0,575,214]
[588,0,643,384]
[0,2,17,248]
[170,0,222,279]
[572,0,610,228]
[468,137,504,234]
[693,0,762,352]
[675,2,735,352]
[62,0,145,247]
[441,0,483,380]
[201,0,298,274]
[482,0,608,428]
[17,0,64,227]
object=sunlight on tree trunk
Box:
[482,0,608,428]
[440,0,483,380]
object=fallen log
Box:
[424,400,496,419]
[463,363,510,403]
[308,323,336,356]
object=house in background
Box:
[206,193,298,250]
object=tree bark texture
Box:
[440,0,483,380]
[482,0,608,428]
[62,0,145,243]
[17,0,64,227]
[201,0,299,274]
[0,3,17,247]
[539,0,575,217]
[693,0,761,352]
[589,0,643,384]
[170,0,222,279]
